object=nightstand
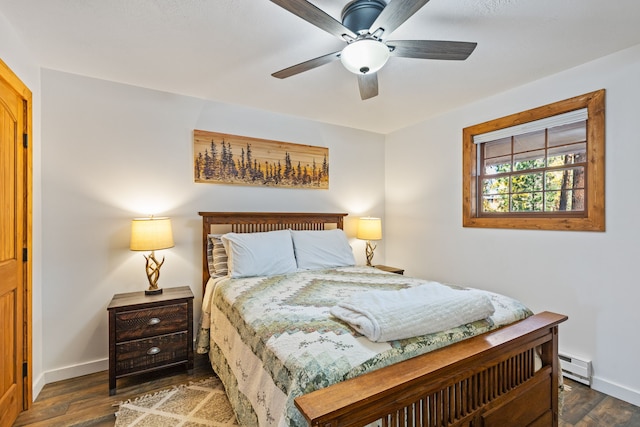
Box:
[374,265,404,275]
[107,286,194,395]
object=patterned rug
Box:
[115,377,239,427]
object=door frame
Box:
[0,57,33,410]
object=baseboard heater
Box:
[559,353,592,386]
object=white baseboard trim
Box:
[32,373,45,402]
[43,358,109,385]
[591,376,640,407]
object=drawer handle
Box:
[147,317,161,326]
[147,347,161,355]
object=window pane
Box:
[482,177,509,195]
[545,189,585,211]
[482,195,509,213]
[484,155,511,174]
[572,189,585,210]
[544,190,561,211]
[545,167,585,191]
[547,143,586,166]
[484,137,511,158]
[545,170,566,191]
[511,172,543,193]
[511,192,543,212]
[548,121,586,147]
[514,130,545,153]
[514,150,545,171]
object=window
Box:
[463,89,605,231]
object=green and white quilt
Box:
[197,266,532,427]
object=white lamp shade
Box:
[130,217,175,251]
[357,217,382,241]
[340,39,390,75]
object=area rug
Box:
[115,377,239,427]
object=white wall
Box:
[0,11,44,399]
[40,69,385,383]
[385,43,640,406]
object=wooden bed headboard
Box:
[198,212,347,292]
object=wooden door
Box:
[0,59,31,427]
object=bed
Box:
[198,211,567,427]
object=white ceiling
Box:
[2,0,640,134]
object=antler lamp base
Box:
[365,240,377,267]
[144,250,164,295]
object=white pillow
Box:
[221,230,297,278]
[291,229,355,270]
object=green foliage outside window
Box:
[481,129,586,214]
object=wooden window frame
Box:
[463,89,605,231]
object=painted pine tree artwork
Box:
[194,130,329,189]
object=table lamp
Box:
[130,216,174,295]
[357,217,382,267]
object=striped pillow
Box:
[211,235,228,277]
[207,234,229,277]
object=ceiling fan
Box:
[270,0,477,100]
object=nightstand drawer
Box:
[115,332,189,375]
[115,303,188,341]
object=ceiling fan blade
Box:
[270,0,357,40]
[357,73,379,100]
[369,0,430,38]
[387,40,477,60]
[272,51,341,79]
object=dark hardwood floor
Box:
[560,381,640,426]
[13,354,215,427]
[13,356,640,426]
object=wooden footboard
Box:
[295,311,567,427]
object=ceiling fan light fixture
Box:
[340,39,390,75]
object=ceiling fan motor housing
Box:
[341,0,386,34]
